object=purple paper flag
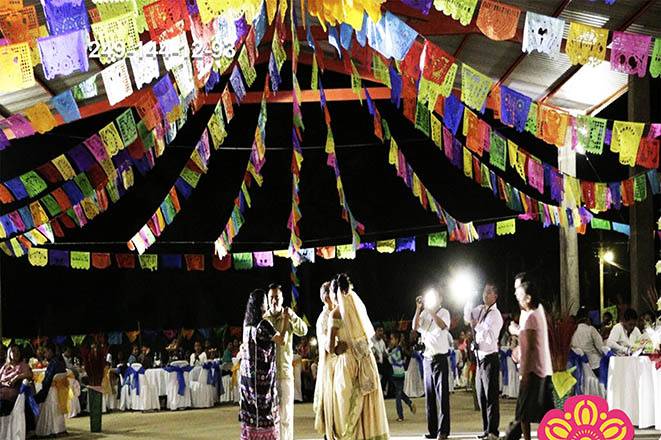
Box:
[444,93,464,135]
[253,251,274,267]
[500,85,532,132]
[476,223,495,240]
[153,75,179,115]
[42,0,90,35]
[358,242,376,250]
[389,65,402,108]
[38,29,89,80]
[49,249,70,267]
[229,66,246,103]
[401,0,432,14]
[3,114,35,138]
[0,130,9,150]
[67,144,97,172]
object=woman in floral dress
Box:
[239,289,287,440]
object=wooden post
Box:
[558,142,580,315]
[628,75,654,313]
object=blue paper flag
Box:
[52,90,81,123]
[500,86,532,132]
[612,222,630,236]
[340,23,353,51]
[175,177,193,199]
[476,223,495,240]
[395,236,416,252]
[328,26,341,57]
[444,93,464,135]
[389,65,402,108]
[5,177,29,200]
[49,249,69,267]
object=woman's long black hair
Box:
[244,289,267,327]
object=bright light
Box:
[309,337,317,347]
[603,250,615,264]
[449,270,477,302]
[423,289,438,309]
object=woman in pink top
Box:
[505,280,554,440]
[0,345,33,415]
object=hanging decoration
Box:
[610,31,653,78]
[521,12,564,56]
[565,21,609,66]
[475,0,521,41]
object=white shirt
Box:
[371,337,387,363]
[189,351,208,367]
[570,323,604,369]
[607,323,642,354]
[470,303,503,358]
[519,305,553,377]
[415,308,451,358]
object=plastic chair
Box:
[189,364,215,408]
[35,373,68,437]
[165,361,192,410]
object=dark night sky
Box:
[0,63,658,337]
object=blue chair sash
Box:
[599,351,614,388]
[499,350,510,386]
[164,365,193,396]
[19,383,40,418]
[123,367,146,396]
[449,350,457,377]
[412,350,424,378]
[202,361,221,386]
[567,351,589,395]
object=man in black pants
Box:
[466,284,504,440]
[413,290,451,440]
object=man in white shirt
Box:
[607,308,642,355]
[413,290,451,440]
[189,340,207,367]
[466,284,503,440]
[570,307,605,375]
[371,324,390,394]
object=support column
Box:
[558,145,580,315]
[628,75,654,312]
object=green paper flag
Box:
[41,195,62,216]
[525,102,538,135]
[415,101,430,137]
[70,251,91,270]
[311,55,318,90]
[634,173,647,202]
[382,119,391,141]
[650,38,661,78]
[180,167,202,188]
[233,252,253,270]
[350,61,362,103]
[590,218,611,230]
[139,254,158,271]
[461,64,492,112]
[577,115,606,154]
[489,131,507,171]
[439,63,458,98]
[431,114,442,148]
[74,174,95,197]
[372,54,391,87]
[20,171,48,197]
[116,109,138,146]
[428,231,447,247]
[272,31,286,71]
[238,47,257,87]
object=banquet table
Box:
[607,355,661,430]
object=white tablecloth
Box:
[144,368,168,396]
[607,356,661,429]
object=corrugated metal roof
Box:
[0,0,659,117]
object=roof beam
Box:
[540,0,655,103]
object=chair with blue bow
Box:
[500,348,519,399]
[189,362,217,408]
[164,361,192,410]
[0,381,38,440]
[126,363,159,411]
[568,348,606,398]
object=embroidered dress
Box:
[239,320,280,440]
[331,290,389,440]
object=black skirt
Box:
[515,373,554,423]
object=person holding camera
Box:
[413,290,452,440]
[465,284,503,440]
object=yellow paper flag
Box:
[0,43,35,93]
[611,121,645,166]
[463,147,472,178]
[23,102,57,134]
[496,219,516,235]
[52,155,76,180]
[28,247,48,267]
[376,239,395,254]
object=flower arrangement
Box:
[547,308,577,373]
[82,342,108,387]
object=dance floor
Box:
[64,392,661,439]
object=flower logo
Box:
[538,395,634,440]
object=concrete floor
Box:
[63,392,661,439]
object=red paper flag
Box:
[621,179,634,206]
[185,254,205,271]
[636,138,660,169]
[0,184,14,203]
[37,163,63,184]
[212,254,231,271]
[115,253,135,269]
[92,252,111,269]
[422,40,454,85]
